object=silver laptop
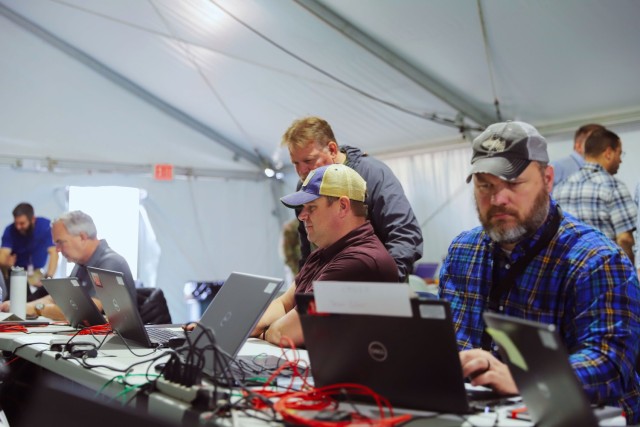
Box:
[483,312,622,427]
[87,266,184,348]
[89,267,283,356]
[191,272,284,376]
[42,277,106,328]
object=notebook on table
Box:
[87,266,185,348]
[42,277,107,328]
[296,290,503,414]
[483,312,622,427]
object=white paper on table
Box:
[312,281,412,317]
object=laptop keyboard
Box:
[145,327,184,343]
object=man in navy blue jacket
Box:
[281,116,423,282]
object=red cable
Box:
[76,323,112,335]
[0,325,28,333]
[274,384,411,426]
[3,356,19,366]
[249,335,412,426]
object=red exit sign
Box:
[154,164,174,181]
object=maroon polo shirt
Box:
[294,221,399,294]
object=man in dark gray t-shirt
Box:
[1,210,135,321]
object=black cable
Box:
[9,341,51,353]
[192,328,287,423]
[151,322,286,423]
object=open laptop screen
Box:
[297,293,476,413]
[42,278,106,328]
[483,312,600,427]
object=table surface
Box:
[0,324,626,427]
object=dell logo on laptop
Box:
[536,381,551,399]
[113,299,121,312]
[69,299,78,311]
[368,341,388,362]
[219,311,232,328]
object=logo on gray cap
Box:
[480,138,507,153]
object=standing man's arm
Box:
[45,246,58,278]
[616,231,635,265]
[0,247,15,269]
[0,227,14,269]
[362,161,423,282]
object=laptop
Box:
[87,266,184,348]
[296,292,499,414]
[89,267,283,355]
[483,312,621,427]
[42,278,107,328]
[191,272,284,376]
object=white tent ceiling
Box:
[1,0,640,322]
[2,0,639,177]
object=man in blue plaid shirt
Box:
[440,121,640,423]
[554,128,636,264]
[636,181,640,274]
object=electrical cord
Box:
[98,372,161,404]
[76,323,112,335]
[162,323,284,423]
[0,325,29,333]
[242,336,412,426]
[9,341,51,354]
[272,383,411,426]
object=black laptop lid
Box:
[87,266,153,348]
[483,312,599,427]
[296,293,471,413]
[42,278,106,328]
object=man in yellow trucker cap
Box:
[253,164,398,347]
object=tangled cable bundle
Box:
[251,336,412,426]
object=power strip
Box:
[155,377,200,403]
[155,377,231,410]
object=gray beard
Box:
[479,190,550,245]
[486,223,528,244]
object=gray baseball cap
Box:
[467,121,549,182]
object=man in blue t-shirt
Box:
[0,203,58,301]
